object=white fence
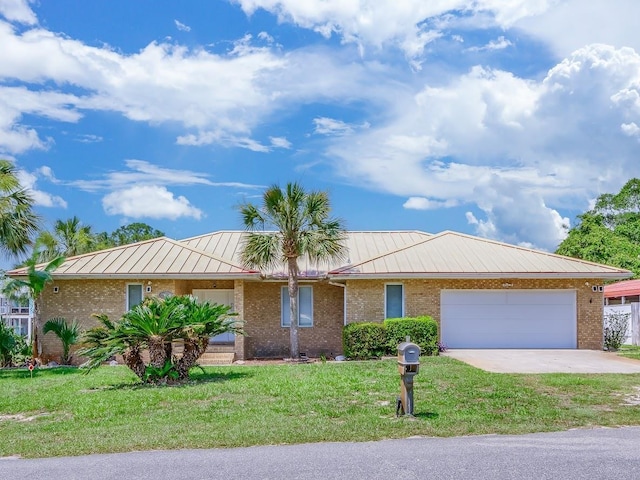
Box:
[604,303,640,345]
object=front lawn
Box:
[1,357,640,458]
[618,345,640,360]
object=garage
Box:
[441,290,577,349]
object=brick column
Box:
[233,280,246,360]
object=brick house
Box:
[6,230,631,363]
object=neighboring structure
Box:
[604,279,640,345]
[6,230,632,362]
[0,293,33,339]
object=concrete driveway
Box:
[444,349,640,373]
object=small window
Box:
[385,284,404,319]
[281,286,313,327]
[127,284,143,310]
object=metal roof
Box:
[180,230,432,277]
[6,230,631,280]
[604,279,640,297]
[7,237,259,279]
[329,231,632,279]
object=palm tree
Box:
[33,216,95,262]
[3,256,66,357]
[79,296,238,383]
[239,182,347,359]
[0,159,40,259]
[54,216,95,256]
[43,318,81,364]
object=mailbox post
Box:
[396,338,420,416]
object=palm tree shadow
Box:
[99,370,254,390]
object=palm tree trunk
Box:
[176,338,208,380]
[148,336,167,368]
[288,258,299,359]
[123,346,145,380]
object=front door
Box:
[192,289,235,343]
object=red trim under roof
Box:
[604,279,640,298]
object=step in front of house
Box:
[197,352,235,365]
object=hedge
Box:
[342,322,387,360]
[342,316,439,360]
[384,316,438,356]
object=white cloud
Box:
[174,20,191,32]
[75,134,103,143]
[323,44,640,250]
[0,0,37,25]
[17,169,67,208]
[102,185,203,220]
[70,159,263,192]
[0,86,82,154]
[313,117,371,136]
[269,136,292,149]
[515,0,640,57]
[466,36,513,52]
[621,122,640,137]
[234,0,552,63]
[403,197,458,210]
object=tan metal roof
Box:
[330,231,632,279]
[6,230,630,280]
[7,237,259,279]
[180,230,432,277]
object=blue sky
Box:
[2,0,640,261]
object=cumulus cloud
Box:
[102,185,203,220]
[17,169,67,208]
[515,0,640,57]
[234,0,551,63]
[0,0,37,25]
[324,44,640,250]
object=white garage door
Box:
[441,290,577,349]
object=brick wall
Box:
[243,281,344,358]
[39,278,176,363]
[345,278,604,349]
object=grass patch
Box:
[1,357,640,458]
[618,345,640,360]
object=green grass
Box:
[618,345,640,360]
[1,357,640,458]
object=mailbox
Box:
[396,340,420,417]
[397,341,420,375]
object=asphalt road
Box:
[2,427,640,480]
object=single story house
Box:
[604,279,640,305]
[7,230,632,362]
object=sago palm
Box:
[43,317,81,364]
[240,182,346,359]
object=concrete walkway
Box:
[444,349,640,373]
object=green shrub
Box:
[342,322,387,360]
[384,316,439,356]
[604,311,630,351]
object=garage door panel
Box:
[441,290,577,349]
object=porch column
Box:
[233,280,246,360]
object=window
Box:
[281,286,313,327]
[385,284,404,319]
[127,284,143,310]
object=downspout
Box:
[328,281,347,326]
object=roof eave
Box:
[328,272,633,280]
[9,273,262,281]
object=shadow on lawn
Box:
[0,366,79,379]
